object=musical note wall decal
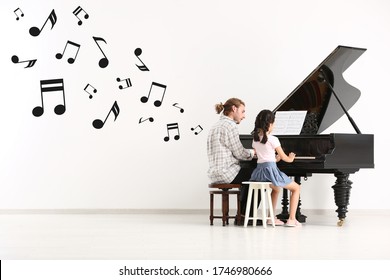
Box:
[73,6,89,25]
[164,123,180,141]
[140,82,167,107]
[92,36,109,68]
[191,125,203,135]
[11,55,37,68]
[14,8,24,20]
[92,101,120,129]
[32,79,66,117]
[134,48,149,71]
[116,77,132,89]
[84,83,97,99]
[29,9,57,37]
[139,117,154,124]
[172,103,184,113]
[55,40,81,64]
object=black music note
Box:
[140,82,167,107]
[14,8,24,20]
[33,79,66,117]
[84,83,97,99]
[55,41,81,64]
[139,117,154,124]
[134,48,149,71]
[29,9,57,37]
[172,103,184,113]
[191,125,203,135]
[73,6,89,25]
[92,101,120,129]
[11,55,37,68]
[92,36,109,68]
[164,123,180,142]
[116,77,132,89]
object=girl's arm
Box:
[275,146,295,163]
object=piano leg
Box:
[277,189,290,220]
[332,172,352,226]
[276,176,307,223]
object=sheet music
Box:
[272,111,307,135]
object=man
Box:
[207,97,257,220]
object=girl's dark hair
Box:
[253,109,275,144]
[215,98,245,116]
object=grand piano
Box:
[240,45,374,226]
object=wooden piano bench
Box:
[208,183,241,226]
[242,182,275,228]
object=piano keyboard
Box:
[294,156,316,160]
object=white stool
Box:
[242,182,275,228]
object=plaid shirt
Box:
[207,115,253,183]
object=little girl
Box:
[250,109,301,227]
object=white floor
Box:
[1,209,390,260]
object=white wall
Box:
[0,0,389,210]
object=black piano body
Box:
[240,46,374,226]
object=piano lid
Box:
[273,45,366,134]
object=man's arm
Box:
[226,126,254,160]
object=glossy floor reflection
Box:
[0,209,389,260]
